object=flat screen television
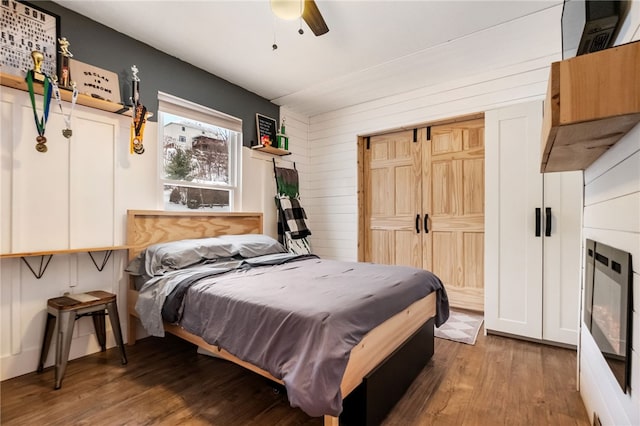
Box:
[584,239,633,393]
[562,0,623,59]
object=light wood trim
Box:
[126,210,263,260]
[540,61,560,168]
[0,245,129,258]
[340,292,435,396]
[0,72,132,116]
[358,112,484,139]
[541,40,640,172]
[357,136,366,262]
[324,415,340,426]
[250,145,291,156]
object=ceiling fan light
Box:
[271,0,304,20]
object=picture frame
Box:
[0,1,60,79]
[256,113,277,147]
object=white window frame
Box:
[157,91,243,211]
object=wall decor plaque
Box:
[0,1,59,78]
[68,58,121,103]
[256,113,277,147]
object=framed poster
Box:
[0,1,60,78]
[256,113,277,147]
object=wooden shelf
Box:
[250,144,291,156]
[0,72,132,116]
[0,245,130,259]
[1,245,130,278]
[540,41,640,172]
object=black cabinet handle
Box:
[416,214,420,233]
[545,207,552,237]
[535,208,541,237]
[424,214,429,233]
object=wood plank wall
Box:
[298,8,562,260]
[580,125,640,426]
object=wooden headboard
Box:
[126,210,263,261]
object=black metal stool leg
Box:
[91,311,107,351]
[106,301,127,365]
[38,312,56,373]
[54,310,77,390]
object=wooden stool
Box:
[37,290,128,389]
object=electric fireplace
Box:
[584,239,633,393]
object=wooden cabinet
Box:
[362,117,485,312]
[486,101,583,345]
[541,41,640,173]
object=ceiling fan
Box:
[271,0,329,36]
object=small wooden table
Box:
[37,291,128,389]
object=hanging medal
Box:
[50,77,78,139]
[129,65,146,155]
[131,103,147,154]
[26,69,53,153]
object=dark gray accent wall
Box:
[41,1,279,146]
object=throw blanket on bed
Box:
[136,255,449,418]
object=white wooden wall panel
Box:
[69,116,116,247]
[1,97,13,253]
[0,87,139,380]
[580,128,639,426]
[303,55,557,260]
[114,122,157,239]
[11,102,70,252]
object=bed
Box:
[125,209,448,426]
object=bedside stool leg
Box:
[92,311,107,351]
[54,310,76,389]
[38,312,56,373]
[106,301,127,365]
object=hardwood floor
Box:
[1,327,589,426]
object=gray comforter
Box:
[136,254,448,417]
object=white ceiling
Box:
[54,0,564,117]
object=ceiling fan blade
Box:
[303,0,329,36]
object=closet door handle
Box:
[416,214,421,233]
[535,208,541,237]
[424,214,429,233]
[545,207,552,237]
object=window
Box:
[158,92,242,212]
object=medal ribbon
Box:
[26,71,53,137]
[50,79,79,131]
[130,104,147,154]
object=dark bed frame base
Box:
[341,317,435,425]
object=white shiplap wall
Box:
[580,125,640,426]
[578,7,640,425]
[298,1,576,260]
[303,55,557,260]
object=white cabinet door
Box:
[485,100,583,345]
[542,171,583,345]
[485,101,544,338]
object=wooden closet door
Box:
[423,119,485,311]
[364,129,422,268]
